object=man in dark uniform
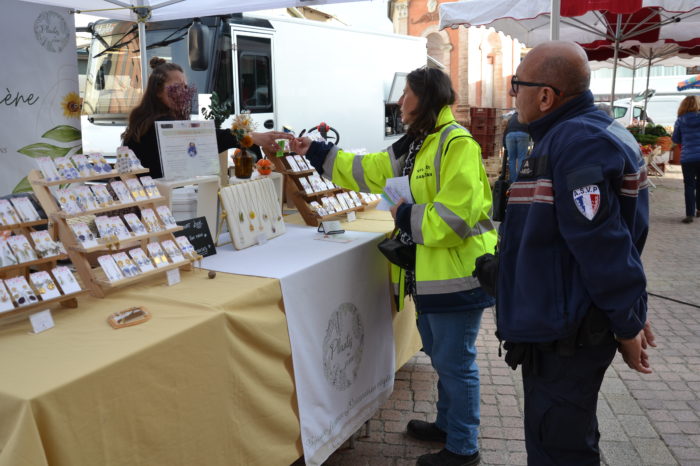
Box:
[478,41,656,465]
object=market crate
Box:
[469,115,499,128]
[470,124,502,136]
[470,107,500,118]
[473,133,499,146]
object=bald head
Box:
[522,41,590,97]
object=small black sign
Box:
[174,216,216,257]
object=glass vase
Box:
[233,149,255,179]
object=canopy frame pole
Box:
[610,14,622,106]
[550,0,560,40]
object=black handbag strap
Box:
[498,147,509,182]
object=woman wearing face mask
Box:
[291,67,496,466]
[122,57,291,179]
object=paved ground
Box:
[320,165,700,466]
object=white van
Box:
[81,14,427,155]
[613,93,700,128]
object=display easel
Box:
[0,217,84,320]
[29,168,200,298]
[269,155,367,226]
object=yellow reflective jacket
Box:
[322,106,497,310]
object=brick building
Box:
[390,0,524,126]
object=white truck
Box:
[81,13,427,154]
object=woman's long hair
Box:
[677,95,700,117]
[122,57,183,143]
[405,67,456,137]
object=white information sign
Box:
[155,120,219,180]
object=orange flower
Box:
[61,92,81,118]
[240,134,253,148]
[256,158,273,175]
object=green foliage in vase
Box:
[201,91,233,129]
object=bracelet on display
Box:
[108,306,151,329]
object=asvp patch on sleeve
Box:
[572,185,601,220]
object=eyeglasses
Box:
[511,75,562,96]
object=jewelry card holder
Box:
[218,177,285,250]
[0,202,83,322]
[29,168,201,298]
[268,152,371,226]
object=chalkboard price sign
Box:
[174,216,216,257]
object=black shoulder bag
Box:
[377,228,416,270]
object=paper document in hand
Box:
[383,176,413,204]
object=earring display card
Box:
[146,243,170,268]
[124,178,149,201]
[0,280,14,312]
[87,153,114,175]
[293,155,311,171]
[129,247,155,272]
[5,276,39,307]
[348,191,362,207]
[321,197,336,214]
[285,155,301,172]
[161,239,185,263]
[7,235,38,263]
[95,216,116,239]
[141,208,163,233]
[220,177,286,250]
[53,156,80,179]
[110,181,134,203]
[335,193,350,211]
[97,255,125,282]
[110,216,132,240]
[37,157,62,182]
[29,271,61,300]
[90,184,115,208]
[70,222,99,248]
[0,237,18,267]
[55,188,82,214]
[116,146,144,173]
[308,174,326,193]
[71,154,97,177]
[52,266,82,294]
[72,186,100,212]
[299,177,315,194]
[323,178,336,191]
[29,231,64,258]
[155,206,178,229]
[309,201,329,217]
[9,197,41,223]
[174,236,197,260]
[123,213,147,235]
[140,176,161,199]
[112,252,141,278]
[0,199,22,225]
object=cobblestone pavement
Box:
[320,165,700,466]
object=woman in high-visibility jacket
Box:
[292,67,496,466]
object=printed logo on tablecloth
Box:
[573,185,601,221]
[322,303,364,391]
[34,11,69,53]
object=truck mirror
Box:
[188,18,209,71]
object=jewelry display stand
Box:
[269,154,371,227]
[218,177,285,250]
[29,168,201,298]
[0,212,84,321]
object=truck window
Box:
[236,36,272,113]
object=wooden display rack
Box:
[0,215,84,320]
[28,169,198,298]
[269,154,366,226]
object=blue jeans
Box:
[681,161,700,217]
[506,131,530,183]
[417,308,484,456]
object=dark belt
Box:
[503,307,614,376]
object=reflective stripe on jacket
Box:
[324,106,497,311]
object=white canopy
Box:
[19,0,364,21]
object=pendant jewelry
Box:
[47,282,55,290]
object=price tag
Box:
[346,211,357,222]
[29,310,54,334]
[166,269,181,286]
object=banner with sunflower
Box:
[0,1,80,195]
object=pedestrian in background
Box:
[292,67,496,466]
[503,111,530,182]
[475,41,655,465]
[672,95,700,224]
